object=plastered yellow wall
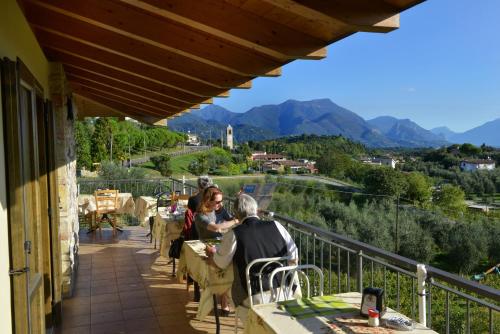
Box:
[0,0,50,93]
[0,79,12,334]
[0,0,50,332]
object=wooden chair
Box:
[93,189,119,233]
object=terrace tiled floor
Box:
[58,227,236,334]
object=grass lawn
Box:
[170,151,205,177]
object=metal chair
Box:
[234,256,290,334]
[268,264,324,301]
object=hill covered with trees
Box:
[75,118,186,169]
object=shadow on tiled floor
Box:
[58,227,237,334]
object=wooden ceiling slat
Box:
[74,94,130,119]
[26,0,285,74]
[19,0,426,123]
[32,24,246,89]
[229,0,352,42]
[44,49,203,104]
[24,3,262,88]
[34,28,228,97]
[71,85,172,118]
[67,74,183,110]
[119,0,328,60]
[71,84,177,116]
[263,0,401,33]
[63,65,193,109]
[74,91,157,122]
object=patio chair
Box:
[93,189,119,233]
[234,256,290,334]
[268,264,324,301]
[150,191,171,247]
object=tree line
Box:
[75,118,186,170]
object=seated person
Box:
[206,194,298,319]
[195,186,238,241]
[185,175,213,240]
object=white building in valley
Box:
[460,159,496,172]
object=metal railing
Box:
[78,177,500,333]
[78,177,199,198]
[263,212,500,334]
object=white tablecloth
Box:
[245,292,438,334]
[153,210,184,257]
[134,196,157,227]
[177,240,234,320]
[78,193,136,216]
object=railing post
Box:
[182,175,186,194]
[357,250,363,293]
[417,264,427,327]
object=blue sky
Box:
[212,0,500,133]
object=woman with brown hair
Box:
[195,186,238,315]
[195,186,239,240]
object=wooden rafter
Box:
[18,0,426,123]
[119,0,328,60]
[25,0,283,75]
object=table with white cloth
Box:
[78,193,136,231]
[245,292,439,334]
[153,209,185,257]
[134,196,157,227]
[78,193,136,216]
[177,240,234,321]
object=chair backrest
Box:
[268,264,324,302]
[156,191,171,210]
[245,256,291,307]
[94,189,118,214]
[172,193,190,207]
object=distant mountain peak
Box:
[170,100,456,148]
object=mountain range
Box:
[167,99,499,147]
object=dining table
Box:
[134,195,157,227]
[244,291,439,334]
[78,193,136,216]
[152,209,185,258]
[177,239,234,333]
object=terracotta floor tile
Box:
[91,285,118,296]
[119,290,148,300]
[91,293,120,305]
[90,321,126,334]
[74,288,91,297]
[62,227,238,334]
[90,310,123,325]
[91,278,117,288]
[121,306,155,320]
[120,297,151,310]
[59,325,90,334]
[62,314,90,328]
[90,301,122,314]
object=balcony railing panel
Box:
[78,177,500,333]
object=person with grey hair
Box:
[206,194,298,317]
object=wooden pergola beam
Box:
[70,84,175,117]
[32,24,251,89]
[260,0,401,33]
[73,94,128,119]
[73,92,156,124]
[119,0,328,61]
[25,0,285,74]
[35,29,233,98]
[64,65,194,109]
[67,74,183,111]
[45,49,204,104]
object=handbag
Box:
[169,237,184,259]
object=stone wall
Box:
[50,63,79,297]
